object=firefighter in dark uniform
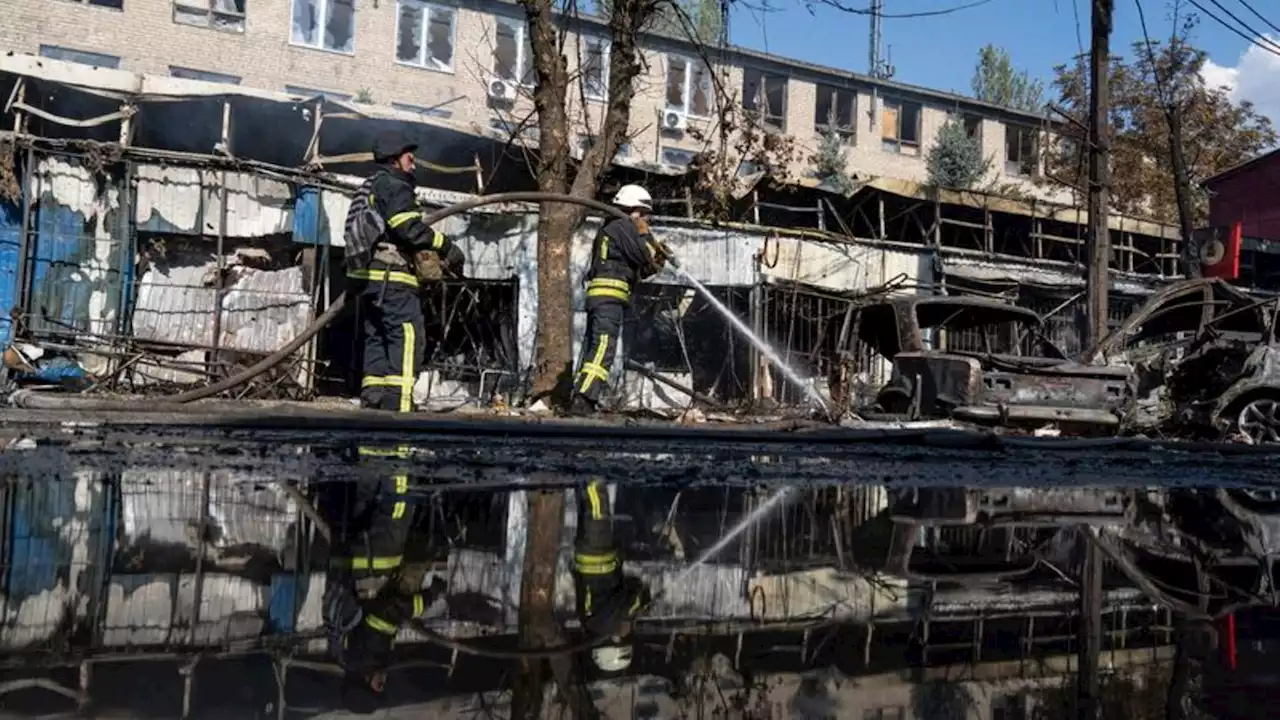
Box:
[570,184,670,415]
[344,132,465,413]
[573,479,652,674]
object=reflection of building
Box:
[3,0,1065,199]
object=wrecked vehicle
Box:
[859,296,1130,432]
[1089,278,1280,444]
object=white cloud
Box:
[1201,37,1280,124]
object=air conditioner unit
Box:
[661,109,688,133]
[487,77,516,102]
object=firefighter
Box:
[343,132,465,413]
[569,184,671,415]
[573,479,651,674]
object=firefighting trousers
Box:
[574,479,620,621]
[573,299,625,405]
[352,266,426,412]
[318,471,415,584]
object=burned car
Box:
[858,296,1130,432]
[1089,279,1280,444]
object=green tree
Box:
[599,0,725,43]
[811,130,856,194]
[926,115,990,189]
[1046,38,1275,223]
[972,44,1045,112]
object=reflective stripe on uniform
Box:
[413,593,425,617]
[600,237,609,260]
[387,211,422,229]
[586,277,630,302]
[330,555,403,571]
[575,551,618,575]
[430,229,446,250]
[577,334,611,393]
[585,481,606,520]
[365,614,398,635]
[392,475,408,520]
[357,446,411,458]
[347,268,420,287]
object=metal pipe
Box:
[623,359,720,408]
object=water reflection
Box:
[0,428,1277,718]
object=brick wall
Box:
[4,0,1067,202]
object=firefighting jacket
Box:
[573,481,650,637]
[339,578,446,677]
[347,167,464,281]
[584,217,665,306]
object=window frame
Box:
[963,114,983,144]
[579,35,610,102]
[814,84,856,137]
[664,53,713,119]
[394,0,457,73]
[660,146,697,167]
[285,84,354,102]
[491,15,535,87]
[169,66,243,85]
[38,44,121,69]
[880,98,922,155]
[741,66,788,132]
[289,0,356,55]
[1004,123,1041,177]
[173,0,246,32]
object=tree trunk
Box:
[531,206,578,404]
[510,488,566,719]
[1166,107,1200,278]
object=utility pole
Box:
[868,0,884,130]
[1079,2,1112,718]
[1084,0,1113,352]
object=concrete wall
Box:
[3,0,1065,201]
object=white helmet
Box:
[611,184,652,211]
[591,644,633,672]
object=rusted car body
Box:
[1090,278,1280,444]
[859,296,1130,431]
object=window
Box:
[174,0,245,32]
[742,68,787,131]
[492,17,534,86]
[291,0,354,54]
[392,102,453,119]
[576,135,630,160]
[64,0,123,8]
[880,99,921,155]
[38,45,121,69]
[580,37,609,101]
[170,66,242,85]
[814,85,855,135]
[1005,124,1040,176]
[964,115,983,142]
[664,54,713,118]
[661,146,696,167]
[396,1,455,72]
[285,85,353,102]
[490,116,539,142]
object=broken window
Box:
[661,146,696,167]
[880,99,921,155]
[174,0,246,32]
[963,114,982,142]
[492,17,534,85]
[665,54,713,117]
[38,44,121,69]
[742,67,787,131]
[290,0,355,54]
[580,36,609,101]
[814,84,855,135]
[170,66,242,85]
[396,0,456,71]
[1005,123,1040,176]
[392,102,452,119]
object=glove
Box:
[323,583,364,635]
[582,575,650,638]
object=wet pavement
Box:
[1,409,1278,717]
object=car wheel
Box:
[1236,397,1280,445]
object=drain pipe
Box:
[11,192,631,411]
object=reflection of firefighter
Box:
[343,132,465,413]
[318,475,442,712]
[570,184,671,416]
[574,479,651,673]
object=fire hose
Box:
[10,191,654,411]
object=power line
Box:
[1234,0,1280,37]
[1186,0,1280,58]
[807,0,994,19]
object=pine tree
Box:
[926,116,990,189]
[972,45,1044,112]
[811,131,856,194]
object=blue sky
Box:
[726,0,1280,120]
